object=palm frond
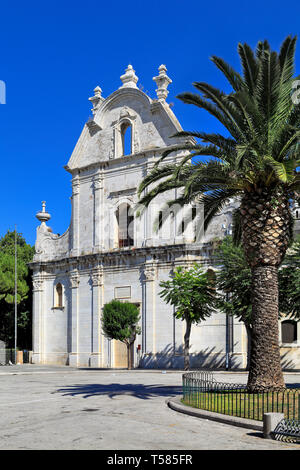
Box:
[210,55,244,91]
[177,91,241,139]
[137,35,300,237]
[231,208,242,245]
[238,42,258,94]
[200,189,241,230]
[193,82,247,140]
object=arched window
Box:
[206,269,216,291]
[121,121,132,156]
[281,320,297,343]
[116,203,134,248]
[158,211,163,230]
[55,283,63,308]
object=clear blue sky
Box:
[1,0,300,245]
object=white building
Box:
[30,65,299,370]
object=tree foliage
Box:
[138,35,300,390]
[278,235,300,319]
[216,237,252,327]
[159,265,216,323]
[216,235,300,323]
[0,230,35,348]
[138,36,300,236]
[159,264,217,369]
[102,300,141,369]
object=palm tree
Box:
[138,36,300,391]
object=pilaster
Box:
[142,260,157,354]
[93,171,104,252]
[71,174,80,256]
[32,273,44,364]
[69,268,80,367]
[89,265,103,367]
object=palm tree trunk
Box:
[127,343,132,370]
[240,188,290,391]
[245,324,252,371]
[247,265,285,391]
[184,319,192,371]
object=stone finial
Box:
[88,86,104,115]
[36,201,51,225]
[120,65,138,89]
[153,64,172,101]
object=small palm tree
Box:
[138,36,300,391]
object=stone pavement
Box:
[0,364,299,450]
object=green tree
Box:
[138,36,300,391]
[216,235,300,369]
[215,237,252,368]
[102,300,141,370]
[159,264,217,370]
[0,230,35,349]
[278,235,300,319]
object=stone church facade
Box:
[30,65,300,369]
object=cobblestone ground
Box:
[0,365,299,450]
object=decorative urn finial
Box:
[88,86,104,115]
[36,201,51,225]
[153,64,172,101]
[120,65,138,88]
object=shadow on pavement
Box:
[54,383,182,400]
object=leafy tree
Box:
[159,264,217,370]
[278,235,300,319]
[216,235,300,369]
[0,230,35,349]
[215,237,252,368]
[102,300,141,370]
[138,36,300,391]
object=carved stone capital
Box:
[93,174,102,191]
[143,263,156,282]
[90,268,103,287]
[72,176,80,196]
[32,276,44,292]
[70,270,80,289]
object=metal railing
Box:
[272,418,300,443]
[182,372,300,422]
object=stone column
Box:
[69,268,80,367]
[32,273,44,364]
[142,261,157,358]
[89,266,103,367]
[71,174,80,256]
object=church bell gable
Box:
[66,64,184,171]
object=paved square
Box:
[0,365,299,450]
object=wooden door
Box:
[113,340,128,368]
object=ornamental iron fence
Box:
[182,371,300,422]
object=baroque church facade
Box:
[30,65,300,369]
